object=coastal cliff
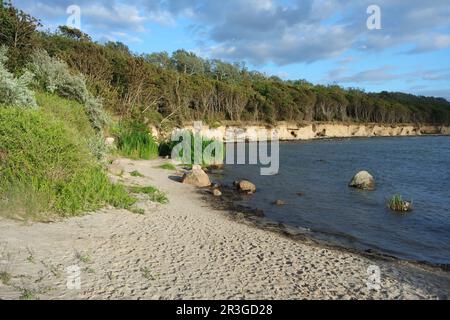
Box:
[155,123,450,142]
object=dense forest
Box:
[1,1,450,128]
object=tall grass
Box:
[37,92,109,161]
[388,195,413,212]
[115,121,159,160]
[0,106,135,220]
[159,131,224,166]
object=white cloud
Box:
[11,0,450,65]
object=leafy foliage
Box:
[28,49,109,130]
[165,131,224,166]
[114,120,159,160]
[0,46,36,108]
[0,0,41,70]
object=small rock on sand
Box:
[349,171,375,190]
[213,189,222,197]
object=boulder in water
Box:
[349,171,375,190]
[235,180,256,194]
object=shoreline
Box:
[0,158,449,299]
[201,185,450,273]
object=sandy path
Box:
[0,158,449,300]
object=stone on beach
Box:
[349,171,375,190]
[213,189,222,197]
[182,166,211,187]
[107,163,123,176]
[235,180,256,194]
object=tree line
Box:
[1,1,449,127]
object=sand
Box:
[0,158,449,300]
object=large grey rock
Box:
[349,171,375,190]
[182,167,211,188]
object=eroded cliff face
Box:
[153,122,450,142]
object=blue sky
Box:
[13,0,450,100]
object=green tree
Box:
[0,0,41,69]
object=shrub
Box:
[163,131,224,166]
[115,121,159,160]
[87,132,110,161]
[28,49,108,130]
[0,46,37,108]
[0,107,135,219]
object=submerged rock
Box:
[182,166,211,188]
[273,200,286,206]
[235,180,256,194]
[349,171,375,190]
[399,201,413,212]
[208,163,225,170]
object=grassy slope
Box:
[0,93,135,220]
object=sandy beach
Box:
[0,158,449,300]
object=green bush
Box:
[164,131,224,166]
[0,107,135,219]
[28,49,108,130]
[115,121,159,160]
[0,46,37,108]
